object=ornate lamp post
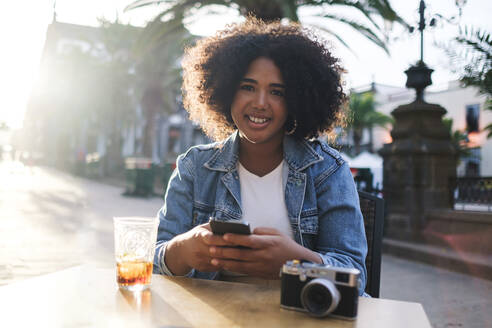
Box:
[379,1,458,241]
[405,0,434,102]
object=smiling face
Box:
[230,57,288,148]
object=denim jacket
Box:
[154,131,368,295]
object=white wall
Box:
[481,141,492,177]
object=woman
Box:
[153,18,368,295]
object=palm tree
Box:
[95,19,141,174]
[348,92,392,155]
[456,26,491,138]
[442,118,471,160]
[132,13,191,158]
[442,25,491,138]
[454,27,491,98]
[125,0,407,53]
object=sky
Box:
[0,0,491,129]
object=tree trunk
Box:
[353,127,363,156]
[369,125,374,153]
[141,84,163,159]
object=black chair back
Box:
[358,190,384,298]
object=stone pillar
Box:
[379,63,457,241]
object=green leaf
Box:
[319,13,389,53]
[125,0,166,12]
[484,123,492,139]
[124,0,409,53]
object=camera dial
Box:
[300,278,341,317]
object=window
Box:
[466,104,480,133]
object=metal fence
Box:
[450,177,492,211]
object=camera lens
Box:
[300,278,340,317]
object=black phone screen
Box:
[209,218,251,235]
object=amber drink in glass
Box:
[113,217,159,291]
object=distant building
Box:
[24,21,109,169]
[24,20,204,174]
[348,81,490,177]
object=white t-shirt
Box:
[162,160,295,279]
[238,160,294,238]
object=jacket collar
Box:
[204,131,323,172]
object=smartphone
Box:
[209,217,251,235]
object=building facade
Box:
[24,20,203,175]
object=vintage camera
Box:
[280,260,360,319]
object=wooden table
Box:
[0,265,431,327]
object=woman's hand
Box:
[165,223,231,275]
[208,227,322,279]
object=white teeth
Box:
[248,115,268,124]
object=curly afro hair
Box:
[182,17,347,141]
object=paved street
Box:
[381,255,491,328]
[1,161,491,327]
[0,161,163,285]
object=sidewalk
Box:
[381,254,491,328]
[85,172,166,198]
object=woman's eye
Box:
[271,89,285,97]
[240,85,254,91]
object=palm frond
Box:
[348,92,392,129]
[124,0,168,12]
[308,23,355,55]
[486,99,492,111]
[132,9,189,57]
[124,0,406,54]
[484,123,492,138]
[306,0,407,29]
[330,0,382,31]
[319,13,389,53]
[454,26,492,96]
[366,0,406,25]
[442,118,473,157]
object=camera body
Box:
[280,260,360,320]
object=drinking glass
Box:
[113,217,159,291]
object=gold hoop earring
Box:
[285,119,297,135]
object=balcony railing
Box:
[450,177,492,211]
